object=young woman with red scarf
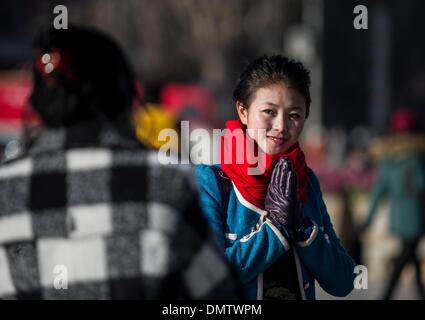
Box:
[195,55,356,300]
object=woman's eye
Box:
[289,113,300,120]
[263,109,275,116]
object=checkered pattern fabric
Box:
[0,122,238,299]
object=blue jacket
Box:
[195,164,356,300]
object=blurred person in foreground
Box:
[0,26,239,299]
[195,55,356,300]
[359,108,425,300]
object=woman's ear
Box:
[236,101,248,125]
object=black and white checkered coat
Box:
[0,123,238,299]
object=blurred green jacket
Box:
[363,133,425,240]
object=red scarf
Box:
[220,119,309,210]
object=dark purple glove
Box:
[265,158,304,239]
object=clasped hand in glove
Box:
[265,158,304,240]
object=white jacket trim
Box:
[293,249,307,300]
[231,181,267,217]
[265,219,291,251]
[224,233,237,240]
[296,219,319,248]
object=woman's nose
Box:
[272,115,285,132]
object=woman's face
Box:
[237,83,307,154]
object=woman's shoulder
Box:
[194,164,221,180]
[194,164,227,190]
[306,168,329,206]
[307,168,321,192]
[194,164,231,206]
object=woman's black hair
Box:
[30,25,136,128]
[233,54,311,117]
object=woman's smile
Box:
[267,135,285,145]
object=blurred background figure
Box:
[359,108,425,300]
[0,25,240,299]
[134,103,178,151]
